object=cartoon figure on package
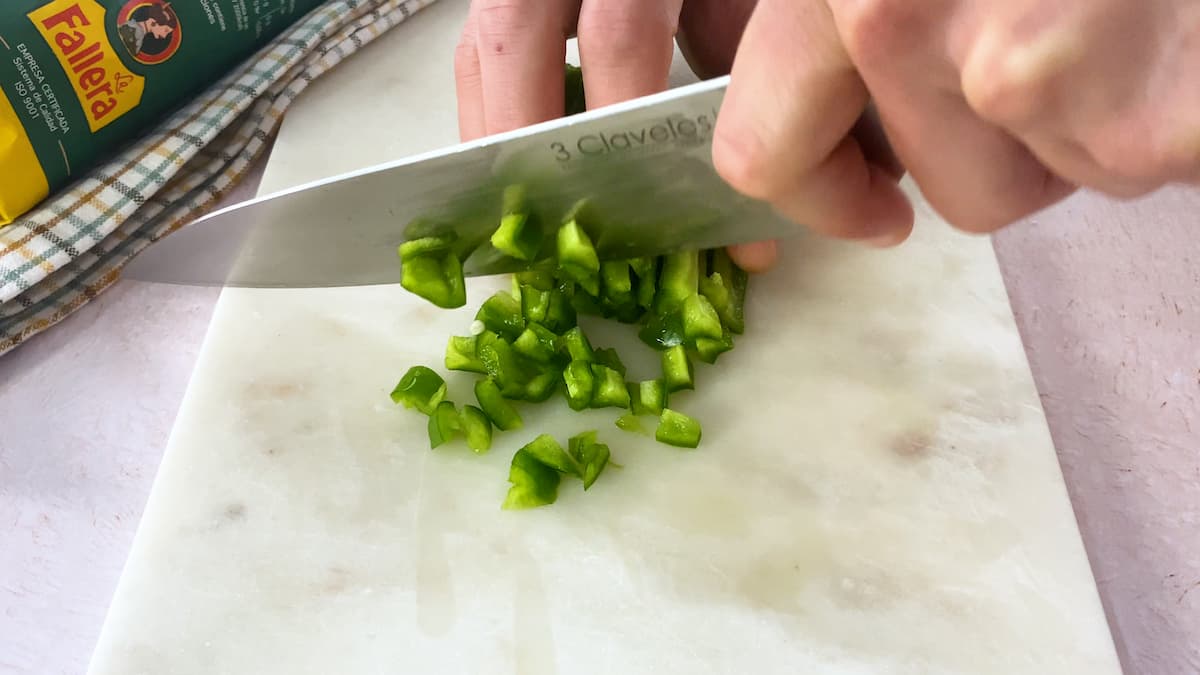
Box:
[117,1,181,64]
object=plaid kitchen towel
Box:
[0,0,439,357]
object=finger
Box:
[475,0,575,135]
[727,240,777,273]
[723,106,909,270]
[712,0,914,243]
[851,103,904,180]
[454,7,485,141]
[677,0,756,79]
[825,0,1073,234]
[1020,133,1160,200]
[576,0,684,108]
[866,89,1074,233]
[953,2,1195,199]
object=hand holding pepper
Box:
[454,0,1200,272]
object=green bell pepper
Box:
[474,378,523,431]
[476,291,525,340]
[589,364,630,409]
[568,430,610,490]
[428,400,461,448]
[491,212,542,261]
[556,219,601,296]
[655,408,702,448]
[661,344,695,393]
[520,433,577,475]
[682,293,724,342]
[502,448,562,509]
[460,405,493,453]
[513,322,560,364]
[445,335,487,374]
[629,379,667,416]
[560,326,595,362]
[390,365,447,415]
[563,359,596,410]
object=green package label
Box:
[0,0,327,224]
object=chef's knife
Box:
[122,75,800,288]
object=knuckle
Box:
[453,34,476,74]
[474,0,535,52]
[839,0,918,67]
[712,123,787,201]
[960,52,1044,127]
[578,0,678,53]
[958,24,1081,128]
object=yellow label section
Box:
[0,90,50,226]
[27,0,144,133]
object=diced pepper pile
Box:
[388,64,751,509]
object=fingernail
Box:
[864,230,907,248]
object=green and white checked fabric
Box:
[0,0,438,356]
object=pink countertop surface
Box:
[1,165,1197,673]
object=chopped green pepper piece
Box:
[692,329,734,365]
[563,360,596,410]
[398,235,453,260]
[601,260,633,307]
[478,339,532,399]
[628,256,657,310]
[544,283,578,333]
[592,347,626,377]
[502,183,527,214]
[615,413,646,435]
[520,285,552,324]
[564,63,587,116]
[560,326,595,362]
[698,272,730,326]
[491,212,542,261]
[556,219,601,296]
[589,364,631,409]
[515,259,558,291]
[628,256,655,281]
[511,275,523,303]
[520,434,577,475]
[513,322,560,364]
[637,307,685,350]
[400,250,467,309]
[428,400,461,449]
[570,287,607,318]
[390,366,447,415]
[445,335,487,373]
[656,250,700,313]
[475,329,503,355]
[502,448,562,509]
[523,367,561,403]
[707,249,747,334]
[661,344,695,392]
[655,408,702,448]
[475,291,525,340]
[568,431,611,490]
[474,378,523,431]
[605,299,646,325]
[636,269,657,310]
[460,405,493,453]
[629,379,667,416]
[682,293,724,342]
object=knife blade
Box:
[122,75,800,288]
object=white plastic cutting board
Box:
[88,1,1123,673]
